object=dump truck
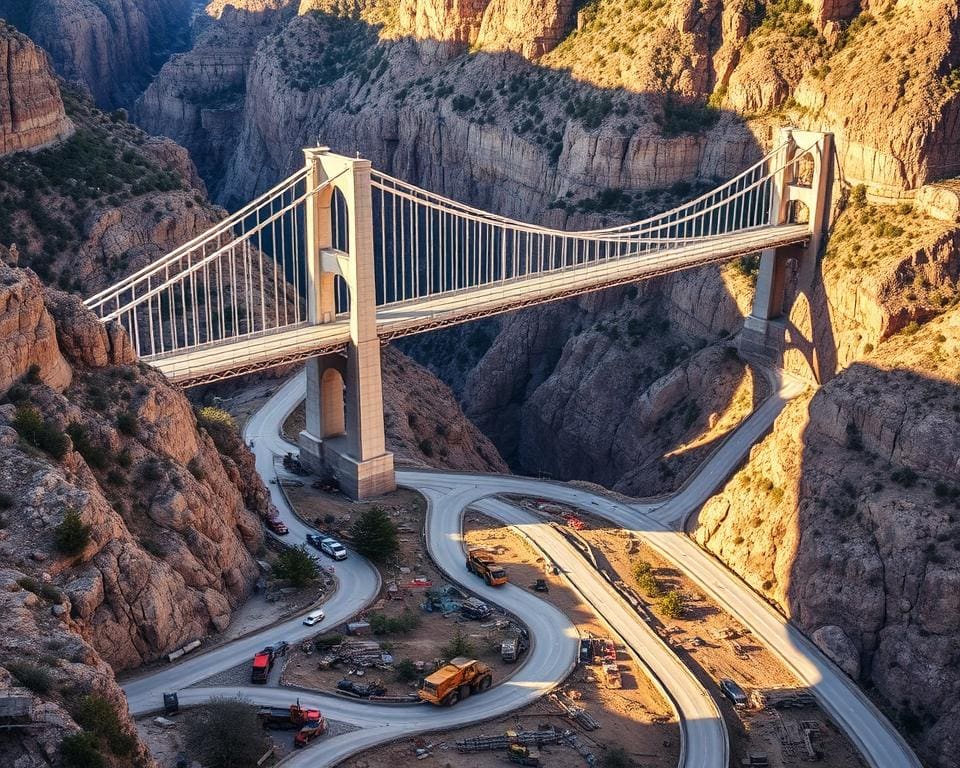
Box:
[250,649,274,683]
[257,702,322,730]
[294,712,327,748]
[466,548,508,586]
[418,657,493,706]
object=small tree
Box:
[351,506,399,563]
[631,559,652,583]
[658,590,686,619]
[636,570,661,598]
[443,625,474,658]
[272,545,318,588]
[55,509,91,556]
[73,695,136,757]
[394,658,419,682]
[184,697,270,768]
[60,732,105,768]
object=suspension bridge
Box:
[85,127,833,497]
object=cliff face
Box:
[0,24,73,156]
[694,201,960,765]
[0,0,194,108]
[0,262,272,765]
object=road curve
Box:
[396,468,921,768]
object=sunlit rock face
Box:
[0,25,73,156]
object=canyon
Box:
[1,1,959,766]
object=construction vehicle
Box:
[602,662,622,689]
[466,548,508,586]
[250,648,274,683]
[418,657,493,706]
[257,702,327,747]
[501,632,529,663]
[294,712,327,748]
[460,596,492,620]
[507,743,540,766]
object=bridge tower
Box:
[739,128,834,367]
[297,148,396,499]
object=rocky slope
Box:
[0,70,220,294]
[0,0,194,108]
[0,259,273,765]
[0,24,74,156]
[694,199,960,766]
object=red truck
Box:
[251,649,273,683]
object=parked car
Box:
[719,678,748,707]
[320,538,348,561]
[266,517,289,535]
[305,533,323,549]
[460,597,492,620]
[303,609,325,626]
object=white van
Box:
[320,538,348,561]
[303,609,325,626]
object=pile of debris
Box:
[455,726,564,752]
[316,639,393,671]
[549,693,600,731]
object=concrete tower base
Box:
[298,432,396,499]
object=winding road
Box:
[123,368,920,768]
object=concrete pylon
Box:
[298,148,395,499]
[739,129,834,364]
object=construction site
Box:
[280,485,527,700]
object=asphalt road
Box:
[123,368,920,768]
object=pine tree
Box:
[350,506,399,563]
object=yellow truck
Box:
[466,548,508,586]
[418,657,493,706]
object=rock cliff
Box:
[0,75,220,294]
[695,200,960,765]
[0,0,194,108]
[0,261,272,765]
[0,24,74,156]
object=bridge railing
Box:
[84,168,329,360]
[368,139,814,306]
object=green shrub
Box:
[351,506,399,563]
[60,732,105,768]
[55,509,92,556]
[631,560,652,582]
[187,457,205,481]
[139,458,163,482]
[73,695,136,757]
[314,633,343,649]
[272,545,318,588]
[891,467,918,488]
[443,625,474,658]
[8,661,54,694]
[658,590,686,619]
[40,583,62,602]
[66,423,109,469]
[394,658,419,682]
[17,577,41,594]
[603,746,637,768]
[13,406,70,459]
[368,610,421,636]
[850,184,867,208]
[115,411,138,437]
[636,571,661,598]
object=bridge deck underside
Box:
[149,225,809,385]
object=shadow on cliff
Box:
[687,347,960,768]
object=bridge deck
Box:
[150,225,809,385]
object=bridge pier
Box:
[297,148,395,499]
[739,129,834,367]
